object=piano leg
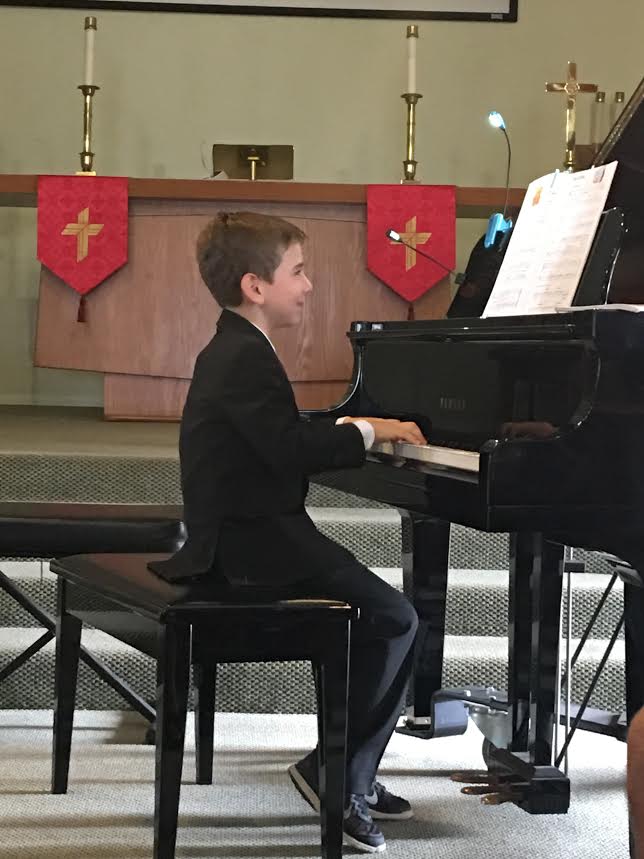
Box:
[451,533,570,814]
[508,533,564,764]
[396,513,469,740]
[394,521,569,812]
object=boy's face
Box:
[260,241,313,329]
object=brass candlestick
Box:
[246,153,261,181]
[401,92,422,182]
[77,84,99,175]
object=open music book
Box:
[555,303,644,313]
[483,161,618,317]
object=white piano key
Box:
[370,442,480,474]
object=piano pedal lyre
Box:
[481,789,523,806]
[450,770,492,784]
[460,784,502,796]
[452,769,520,802]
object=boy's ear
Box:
[239,272,265,305]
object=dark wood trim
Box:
[0,175,526,215]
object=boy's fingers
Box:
[368,419,427,446]
[399,424,427,445]
[395,429,426,446]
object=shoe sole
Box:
[343,831,387,853]
[287,764,321,813]
[288,765,387,853]
[369,808,414,821]
[288,764,413,822]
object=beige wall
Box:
[0,1,642,406]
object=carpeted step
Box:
[0,453,182,506]
[0,504,405,571]
[0,452,380,508]
[311,507,402,567]
[0,626,626,715]
[445,528,620,577]
[446,569,624,639]
[0,446,629,577]
[0,564,625,642]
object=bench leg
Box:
[52,580,82,794]
[193,659,217,785]
[318,622,350,859]
[155,620,190,859]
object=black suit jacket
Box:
[150,309,366,585]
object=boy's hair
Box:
[196,211,306,307]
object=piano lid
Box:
[590,76,644,305]
[594,75,644,219]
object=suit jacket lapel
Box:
[216,309,298,416]
[216,308,269,346]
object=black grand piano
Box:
[308,76,644,815]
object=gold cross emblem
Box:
[546,61,597,170]
[61,207,104,262]
[390,216,431,271]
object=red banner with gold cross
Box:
[367,185,455,303]
[37,175,128,318]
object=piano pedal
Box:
[450,770,493,784]
[460,784,501,796]
[481,790,523,806]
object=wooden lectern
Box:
[1,177,524,421]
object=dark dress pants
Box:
[227,562,419,795]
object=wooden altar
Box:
[0,176,525,420]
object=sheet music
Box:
[483,161,618,317]
[555,303,644,313]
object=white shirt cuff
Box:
[336,416,375,451]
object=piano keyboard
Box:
[370,441,480,474]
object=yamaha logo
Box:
[440,397,466,412]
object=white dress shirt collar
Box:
[248,320,276,353]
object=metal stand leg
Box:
[554,554,624,769]
[555,611,624,768]
[564,548,574,776]
[0,565,155,723]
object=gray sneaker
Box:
[365,781,414,820]
[288,758,386,853]
[343,794,386,853]
[287,753,320,812]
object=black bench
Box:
[50,552,355,859]
[0,502,184,722]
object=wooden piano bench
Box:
[0,502,185,723]
[49,552,355,859]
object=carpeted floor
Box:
[0,710,629,859]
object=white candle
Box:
[83,17,97,86]
[406,24,418,94]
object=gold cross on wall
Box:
[61,207,104,262]
[546,61,597,171]
[390,216,431,271]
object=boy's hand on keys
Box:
[346,418,427,446]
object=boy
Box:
[152,211,427,853]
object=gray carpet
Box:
[0,710,629,858]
